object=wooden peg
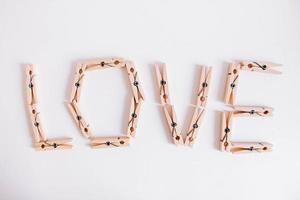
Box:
[27,104,46,142]
[67,102,92,138]
[34,138,73,151]
[220,112,233,152]
[69,63,86,103]
[125,61,145,102]
[127,97,142,137]
[163,104,183,145]
[90,136,130,148]
[85,57,126,71]
[154,63,170,105]
[196,66,212,107]
[240,61,282,74]
[230,142,272,153]
[185,107,205,146]
[232,106,273,117]
[25,65,38,105]
[224,63,240,105]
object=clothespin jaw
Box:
[127,97,142,137]
[154,63,170,105]
[232,106,273,117]
[67,102,92,138]
[220,112,233,152]
[90,136,130,148]
[196,66,212,107]
[163,104,183,145]
[224,63,240,105]
[34,138,73,151]
[69,63,86,103]
[230,142,272,153]
[25,65,38,105]
[84,57,126,71]
[125,61,145,103]
[239,61,282,74]
[185,107,205,146]
[25,65,72,150]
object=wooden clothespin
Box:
[232,106,273,117]
[125,61,145,103]
[230,142,272,153]
[185,107,205,146]
[67,101,91,138]
[84,57,126,71]
[220,112,233,152]
[69,63,86,104]
[25,65,72,150]
[154,63,170,105]
[154,63,212,146]
[67,57,144,148]
[239,61,282,74]
[224,63,240,105]
[163,104,184,145]
[90,136,130,148]
[196,66,212,107]
[127,97,142,137]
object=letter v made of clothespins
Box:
[154,63,212,146]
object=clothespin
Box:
[90,136,130,148]
[230,142,272,153]
[220,112,233,152]
[69,63,86,103]
[239,61,282,74]
[185,107,205,146]
[196,66,212,107]
[224,63,240,105]
[84,57,126,71]
[232,106,273,117]
[125,61,145,102]
[67,57,144,148]
[163,104,184,145]
[127,97,142,137]
[154,63,170,105]
[67,101,91,138]
[25,65,72,150]
[34,138,73,150]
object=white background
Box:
[0,0,300,199]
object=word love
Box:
[24,57,282,154]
